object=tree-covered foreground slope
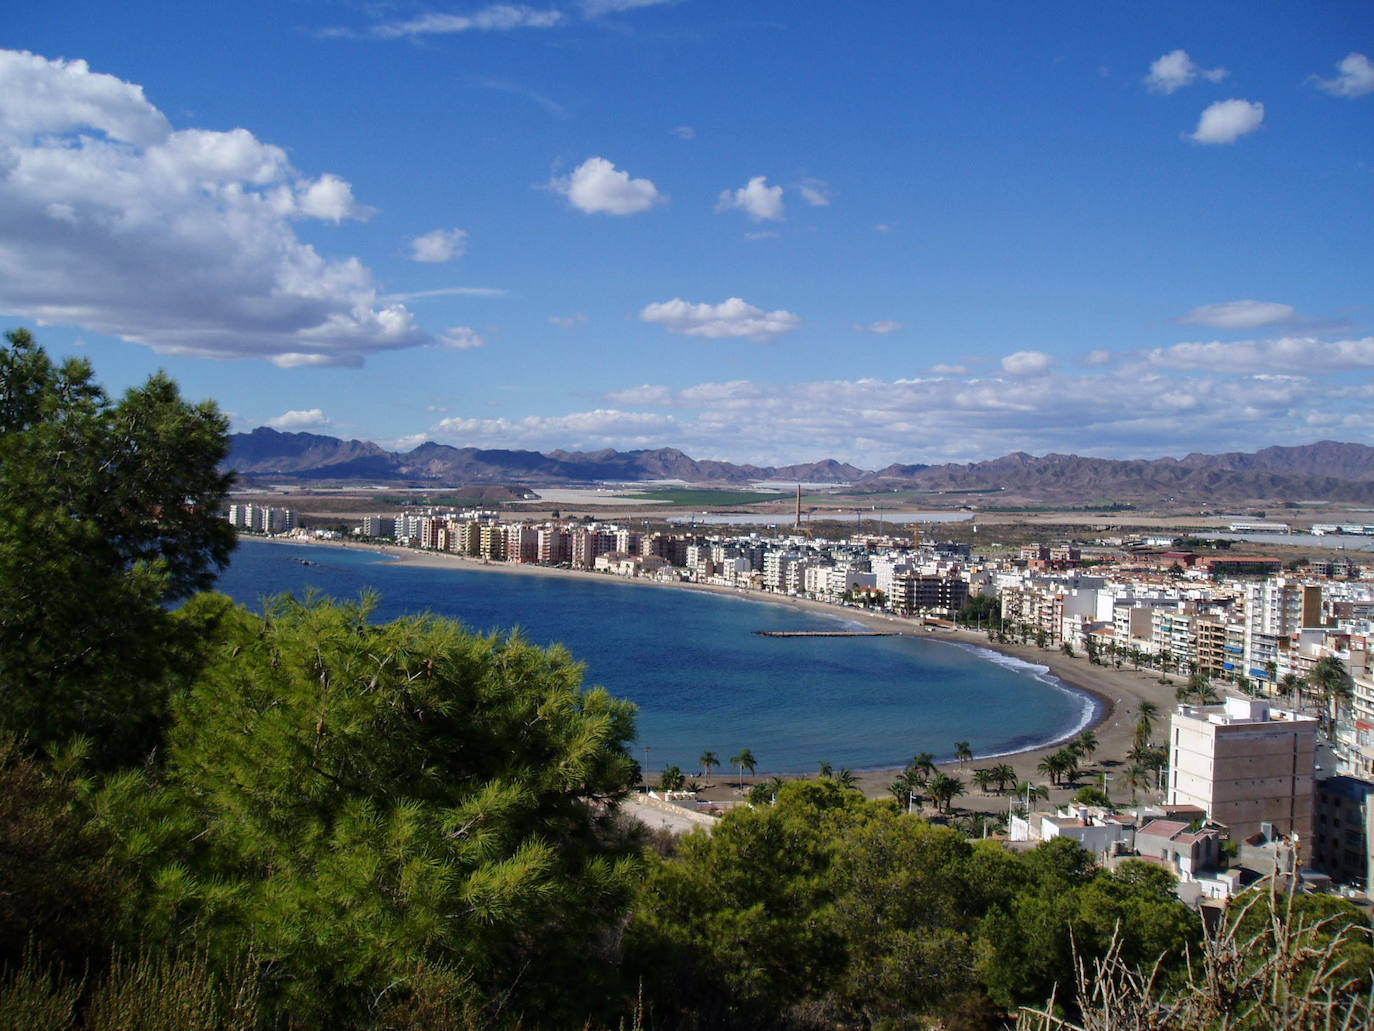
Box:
[0,327,235,767]
[1,329,1370,1030]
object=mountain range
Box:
[227,429,1374,504]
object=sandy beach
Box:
[254,535,1183,814]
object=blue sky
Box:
[2,2,1371,467]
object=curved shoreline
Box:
[244,535,1179,807]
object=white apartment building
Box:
[763,551,801,592]
[1168,697,1317,844]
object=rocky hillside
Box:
[226,429,1374,503]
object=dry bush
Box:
[1017,882,1373,1031]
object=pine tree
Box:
[0,329,235,766]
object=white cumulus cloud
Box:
[0,50,170,145]
[716,176,785,221]
[1188,99,1264,144]
[1145,50,1228,94]
[298,173,369,222]
[410,227,469,263]
[1180,300,1296,330]
[266,408,331,430]
[552,156,664,215]
[1312,52,1374,98]
[1000,350,1055,376]
[0,49,428,367]
[639,297,802,340]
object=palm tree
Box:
[1134,700,1159,751]
[817,759,834,779]
[927,772,965,813]
[1037,754,1062,787]
[971,768,996,794]
[731,748,757,789]
[1278,672,1302,703]
[990,762,1017,794]
[699,750,719,786]
[659,764,685,792]
[835,767,859,790]
[748,775,785,806]
[954,741,973,767]
[1310,655,1353,739]
[1016,780,1049,807]
[1179,671,1218,705]
[889,769,922,813]
[1121,762,1150,803]
[1074,730,1098,762]
[908,752,937,781]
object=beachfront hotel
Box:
[1168,697,1317,845]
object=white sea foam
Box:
[941,640,1101,761]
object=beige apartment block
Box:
[1168,698,1317,845]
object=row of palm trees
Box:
[888,753,966,814]
[693,749,759,789]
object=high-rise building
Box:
[1168,697,1318,845]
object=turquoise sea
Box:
[215,539,1097,776]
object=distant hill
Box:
[859,443,1374,503]
[227,428,868,486]
[226,429,1374,503]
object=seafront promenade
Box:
[256,534,1182,813]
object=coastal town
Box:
[230,498,1374,908]
[10,5,1374,1023]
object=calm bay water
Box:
[215,539,1095,775]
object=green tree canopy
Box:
[0,328,234,765]
[95,594,642,1026]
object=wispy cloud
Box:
[471,77,568,117]
[381,286,509,302]
[581,0,673,15]
[798,178,830,207]
[1179,300,1295,330]
[1143,336,1374,373]
[566,366,1361,466]
[855,320,903,334]
[370,6,563,39]
[440,326,486,350]
[409,228,469,263]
